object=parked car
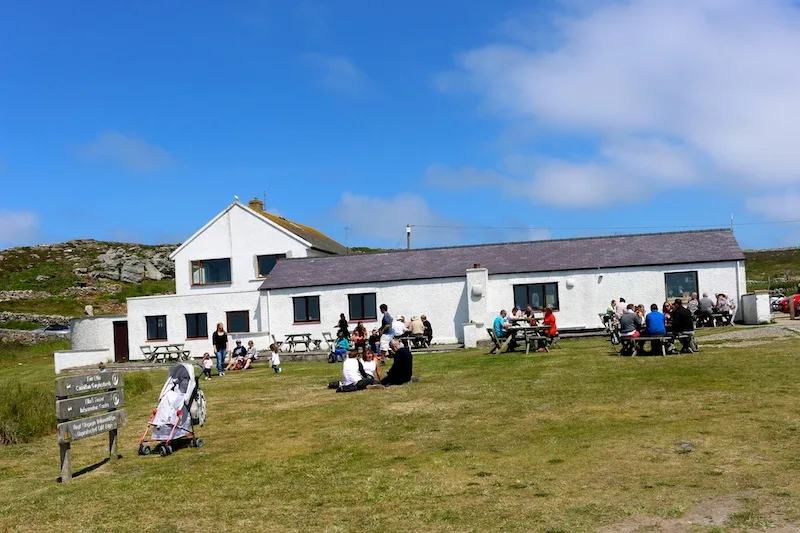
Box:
[32,324,70,335]
[779,295,800,314]
[772,296,787,312]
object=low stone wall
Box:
[0,328,68,345]
[54,348,111,374]
[0,311,71,327]
[0,290,53,301]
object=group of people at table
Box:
[493,305,558,352]
[331,311,433,362]
[605,296,703,355]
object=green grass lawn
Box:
[1,337,800,532]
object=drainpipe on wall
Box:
[266,290,272,338]
[735,260,742,320]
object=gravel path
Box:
[701,324,800,342]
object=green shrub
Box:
[0,320,41,330]
[0,381,55,444]
[124,371,155,398]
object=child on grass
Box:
[269,343,282,373]
[201,352,213,380]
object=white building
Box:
[71,199,747,362]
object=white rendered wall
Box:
[54,349,111,374]
[484,261,745,330]
[70,316,125,351]
[741,291,771,325]
[126,290,264,360]
[172,204,315,295]
[265,277,469,346]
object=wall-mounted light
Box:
[598,274,603,283]
[471,284,484,297]
[565,278,575,289]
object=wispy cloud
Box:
[75,132,174,173]
[437,0,800,207]
[304,53,371,95]
[0,210,40,248]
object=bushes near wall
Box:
[0,382,54,444]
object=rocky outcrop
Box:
[92,246,174,283]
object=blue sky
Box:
[2,0,800,251]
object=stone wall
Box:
[0,290,52,301]
[0,328,67,345]
[0,311,70,327]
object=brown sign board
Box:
[55,372,123,397]
[55,391,125,421]
[57,410,127,444]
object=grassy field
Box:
[1,335,800,532]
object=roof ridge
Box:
[272,228,734,261]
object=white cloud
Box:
[333,192,459,246]
[75,132,174,173]
[439,0,800,206]
[745,193,800,221]
[0,210,40,247]
[304,53,371,95]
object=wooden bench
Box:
[321,332,336,350]
[618,333,698,357]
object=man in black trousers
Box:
[370,339,413,387]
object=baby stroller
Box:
[138,362,206,456]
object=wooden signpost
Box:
[55,371,126,483]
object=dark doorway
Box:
[113,321,129,363]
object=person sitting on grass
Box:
[242,339,258,370]
[329,350,376,392]
[369,339,413,388]
[361,348,381,381]
[645,303,667,354]
[225,340,247,371]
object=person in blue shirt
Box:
[644,303,667,354]
[493,310,517,351]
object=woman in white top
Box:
[361,348,381,381]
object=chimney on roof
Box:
[249,197,264,213]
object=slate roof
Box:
[259,211,348,255]
[259,229,745,291]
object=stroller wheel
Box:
[193,438,205,448]
[139,445,151,456]
[159,444,172,457]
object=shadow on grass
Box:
[56,455,122,483]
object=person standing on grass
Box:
[201,353,213,380]
[212,323,228,376]
[378,304,393,363]
[336,313,350,340]
[270,343,282,373]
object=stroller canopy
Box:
[159,362,196,401]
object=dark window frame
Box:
[293,296,321,324]
[145,315,168,342]
[512,282,560,311]
[185,312,208,339]
[226,310,250,333]
[664,270,699,301]
[256,253,287,278]
[347,293,377,321]
[191,258,232,286]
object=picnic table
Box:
[140,343,190,362]
[617,332,698,356]
[283,333,323,352]
[696,313,733,328]
[395,333,429,349]
[489,325,552,354]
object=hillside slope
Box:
[0,240,177,318]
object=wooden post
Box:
[109,429,118,460]
[60,442,72,483]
